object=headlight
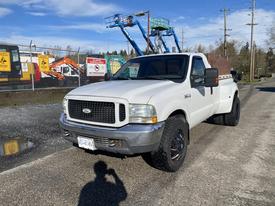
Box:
[129,104,157,124]
[63,97,68,113]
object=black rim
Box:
[171,129,185,161]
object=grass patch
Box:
[0,88,73,107]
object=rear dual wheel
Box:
[224,96,240,126]
[208,96,240,126]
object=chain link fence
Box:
[0,42,127,92]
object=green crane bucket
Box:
[150,18,170,31]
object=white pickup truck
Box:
[60,53,240,172]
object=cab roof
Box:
[131,52,205,60]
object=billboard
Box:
[86,57,107,77]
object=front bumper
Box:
[59,113,165,155]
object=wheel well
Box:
[168,110,190,144]
[234,91,238,98]
[168,109,186,119]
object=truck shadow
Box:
[78,160,128,206]
[256,87,275,93]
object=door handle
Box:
[184,94,191,99]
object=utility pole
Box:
[77,47,81,87]
[29,40,34,91]
[181,28,184,52]
[247,0,257,82]
[135,10,150,54]
[220,8,231,58]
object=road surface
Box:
[0,81,274,206]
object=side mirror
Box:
[230,70,242,82]
[104,72,111,81]
[204,68,219,87]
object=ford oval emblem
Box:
[82,108,91,114]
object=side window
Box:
[191,57,206,86]
[11,50,19,62]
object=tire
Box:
[150,115,189,172]
[224,96,240,126]
[207,114,224,125]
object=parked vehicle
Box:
[0,44,21,79]
[60,53,240,172]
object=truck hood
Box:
[67,80,176,103]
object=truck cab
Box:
[60,53,240,172]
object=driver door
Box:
[189,56,213,127]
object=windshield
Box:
[112,55,189,81]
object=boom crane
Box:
[163,28,182,53]
[106,14,182,56]
[106,14,156,56]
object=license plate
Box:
[77,136,96,151]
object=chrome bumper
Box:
[59,113,165,155]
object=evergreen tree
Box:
[238,42,250,74]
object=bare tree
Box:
[267,21,275,46]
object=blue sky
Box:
[0,0,274,52]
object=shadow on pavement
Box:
[78,161,127,206]
[256,87,275,93]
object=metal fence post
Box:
[77,47,81,87]
[29,40,34,91]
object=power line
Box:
[181,28,184,52]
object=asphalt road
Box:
[0,103,70,172]
[0,81,275,206]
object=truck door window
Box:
[191,57,205,86]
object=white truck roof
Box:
[132,53,205,59]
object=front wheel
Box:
[150,115,189,172]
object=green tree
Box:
[254,47,267,77]
[238,42,250,74]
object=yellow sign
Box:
[0,52,11,72]
[4,140,19,156]
[110,60,121,74]
[38,55,50,72]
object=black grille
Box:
[119,104,126,121]
[68,100,115,124]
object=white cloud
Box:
[48,23,107,33]
[0,7,12,17]
[0,0,120,17]
[47,0,119,17]
[173,9,275,49]
[27,12,47,16]
[172,16,185,22]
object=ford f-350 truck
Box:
[60,53,240,172]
